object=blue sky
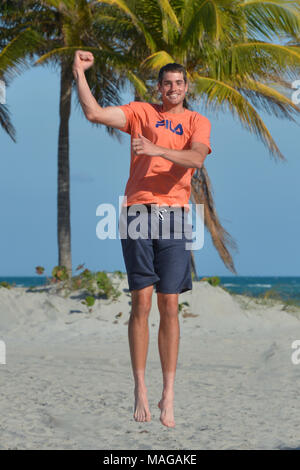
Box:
[0,64,299,277]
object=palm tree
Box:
[97,0,300,274]
[0,0,133,277]
[1,1,46,141]
[0,1,21,142]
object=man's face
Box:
[158,71,188,107]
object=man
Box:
[73,50,212,428]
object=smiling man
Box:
[73,51,212,428]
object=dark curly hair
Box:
[158,63,187,84]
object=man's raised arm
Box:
[72,50,126,128]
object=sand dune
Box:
[1,276,300,450]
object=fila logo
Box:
[155,120,183,135]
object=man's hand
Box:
[132,134,209,168]
[73,50,94,79]
[132,134,162,156]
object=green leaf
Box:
[85,296,95,307]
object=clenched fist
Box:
[73,50,94,78]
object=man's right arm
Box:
[73,51,126,129]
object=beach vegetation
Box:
[260,288,300,312]
[0,281,12,289]
[199,276,221,287]
[81,295,95,313]
[178,301,199,318]
[178,301,190,312]
[52,265,69,282]
[34,264,121,300]
[71,269,122,301]
[35,266,44,275]
[231,289,300,314]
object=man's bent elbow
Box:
[86,113,95,122]
[194,154,207,169]
[194,163,203,170]
[86,111,102,123]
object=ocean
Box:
[0,275,300,306]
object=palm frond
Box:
[39,0,75,12]
[230,41,300,80]
[158,0,180,29]
[239,0,300,40]
[0,103,16,142]
[0,28,45,80]
[141,50,176,70]
[191,166,238,274]
[157,0,180,44]
[193,74,286,160]
[34,45,130,68]
[236,76,300,121]
[181,0,243,47]
[126,70,148,99]
[99,0,157,52]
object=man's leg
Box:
[157,292,180,428]
[128,284,154,422]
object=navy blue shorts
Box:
[118,204,193,294]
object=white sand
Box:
[1,276,300,450]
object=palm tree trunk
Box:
[57,59,72,278]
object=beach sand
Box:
[1,276,300,450]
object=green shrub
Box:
[81,295,95,312]
[200,276,221,287]
[36,265,121,301]
[0,281,11,289]
[208,276,221,286]
[95,271,121,300]
[52,266,69,281]
[178,301,190,312]
[35,266,45,275]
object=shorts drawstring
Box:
[153,208,168,220]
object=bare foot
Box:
[133,385,151,422]
[158,395,175,427]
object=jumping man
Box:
[73,50,212,428]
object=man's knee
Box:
[157,293,179,318]
[131,285,153,318]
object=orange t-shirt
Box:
[118,101,212,208]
